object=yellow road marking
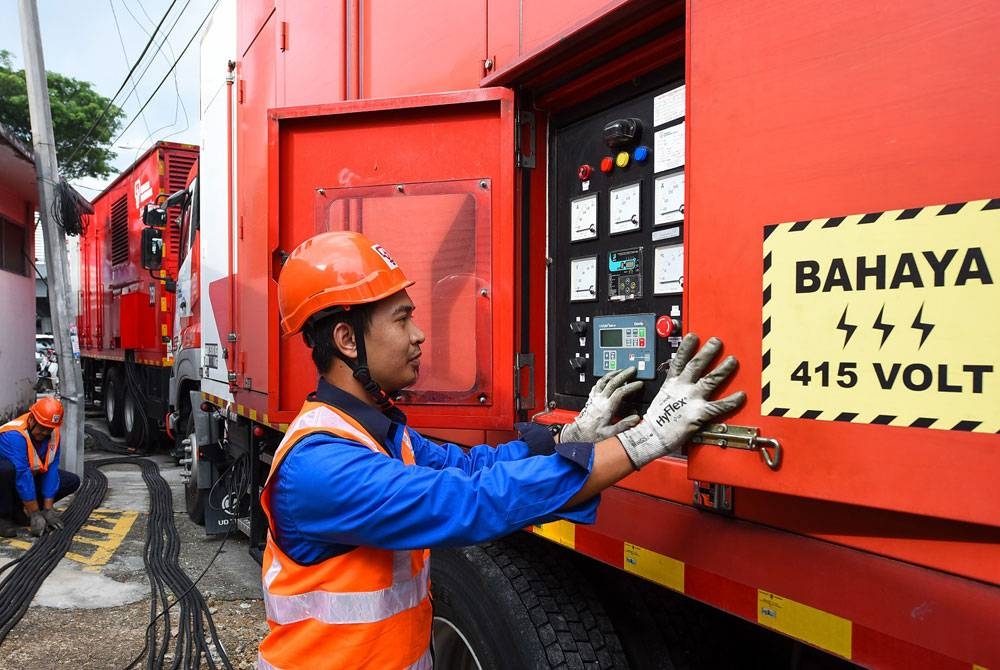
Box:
[0,508,139,571]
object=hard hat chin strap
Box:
[337,311,395,411]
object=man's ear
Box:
[331,321,358,361]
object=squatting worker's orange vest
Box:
[0,414,60,474]
[258,401,432,670]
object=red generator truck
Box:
[78,142,198,449]
[141,1,1000,667]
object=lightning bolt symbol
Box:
[912,303,935,349]
[872,305,894,349]
[836,306,857,348]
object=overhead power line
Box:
[63,0,181,166]
[110,0,219,147]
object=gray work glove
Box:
[29,511,47,537]
[41,508,64,531]
[559,367,643,443]
[618,334,746,469]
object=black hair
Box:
[302,303,375,374]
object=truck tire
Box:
[430,533,628,670]
[122,387,148,449]
[183,414,206,525]
[104,367,125,437]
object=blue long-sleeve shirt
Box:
[0,428,59,502]
[270,379,599,564]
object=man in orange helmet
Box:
[259,231,745,669]
[0,397,80,538]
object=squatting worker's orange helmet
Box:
[278,231,414,337]
[29,397,64,428]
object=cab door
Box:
[269,88,517,430]
[685,0,1000,527]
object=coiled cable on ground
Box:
[0,427,233,670]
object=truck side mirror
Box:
[143,204,167,228]
[141,227,164,271]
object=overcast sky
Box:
[0,0,214,195]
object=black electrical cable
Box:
[0,439,233,669]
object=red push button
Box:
[577,164,592,180]
[656,315,677,338]
[600,156,615,173]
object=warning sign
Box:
[762,199,999,433]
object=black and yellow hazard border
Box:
[762,198,1000,433]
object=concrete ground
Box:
[0,420,267,669]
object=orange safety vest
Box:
[0,413,60,474]
[258,400,432,670]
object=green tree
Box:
[0,49,124,180]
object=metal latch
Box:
[692,423,782,470]
[514,353,535,411]
[515,111,536,169]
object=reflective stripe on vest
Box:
[263,551,429,625]
[0,414,59,474]
[258,650,433,670]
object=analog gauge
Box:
[570,256,598,302]
[654,171,684,226]
[609,182,641,235]
[653,244,684,295]
[570,194,598,242]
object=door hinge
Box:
[693,480,734,514]
[692,423,782,470]
[280,21,289,52]
[515,111,536,169]
[514,353,535,411]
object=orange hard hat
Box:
[29,397,64,428]
[278,231,414,336]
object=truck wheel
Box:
[431,533,627,670]
[104,367,125,437]
[183,415,206,525]
[122,387,148,449]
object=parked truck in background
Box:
[135,1,999,667]
[77,142,198,450]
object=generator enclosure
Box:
[78,142,198,446]
[183,2,1000,668]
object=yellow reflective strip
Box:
[160,297,167,311]
[250,408,258,421]
[623,543,684,593]
[757,590,852,659]
[533,520,576,549]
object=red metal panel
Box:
[276,1,347,107]
[686,0,1000,526]
[589,487,1000,668]
[235,11,277,398]
[266,89,516,430]
[361,0,486,98]
[237,0,274,58]
[118,289,158,350]
[519,0,618,55]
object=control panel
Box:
[549,74,686,409]
[593,314,656,379]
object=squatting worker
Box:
[258,231,746,670]
[0,397,80,538]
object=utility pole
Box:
[18,0,84,476]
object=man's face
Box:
[363,290,426,393]
[28,418,53,443]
